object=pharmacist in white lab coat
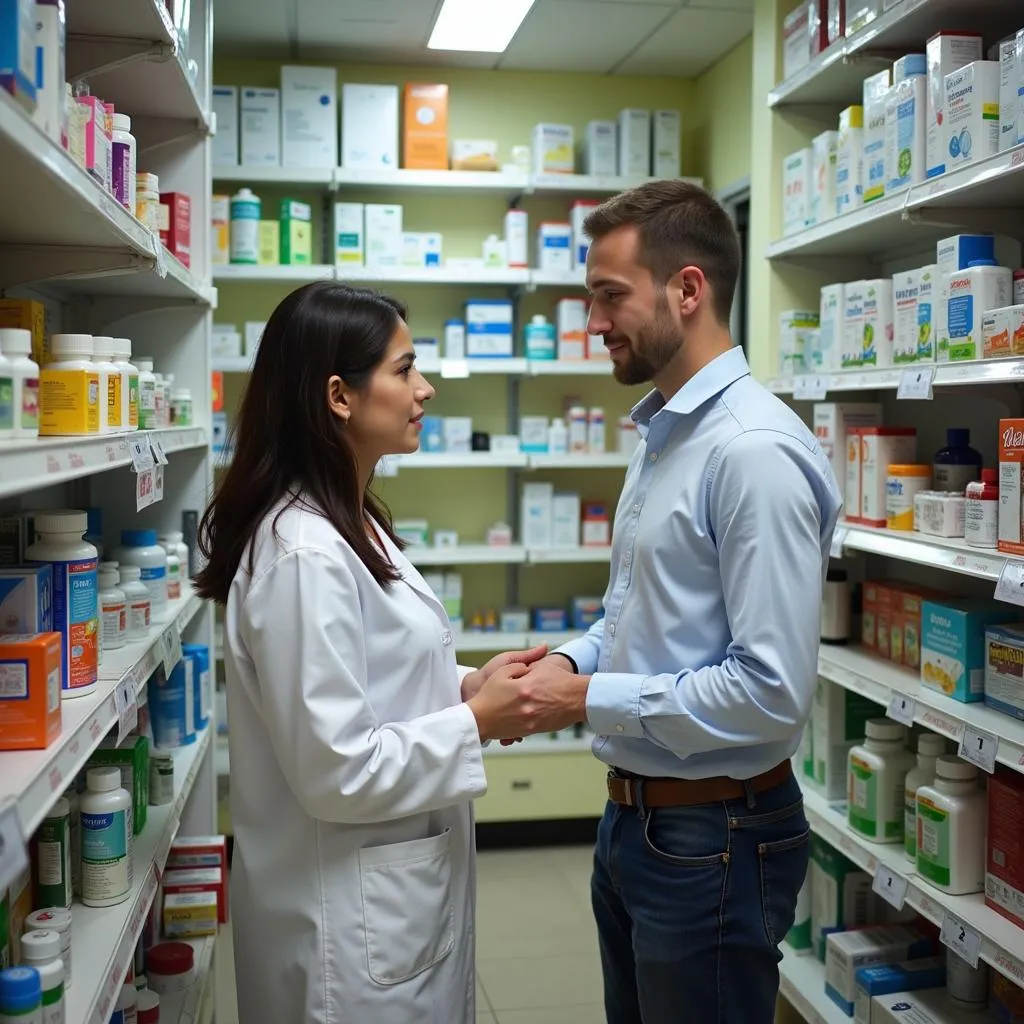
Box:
[195,282,587,1024]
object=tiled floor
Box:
[214,845,604,1023]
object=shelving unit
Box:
[777,944,848,1024]
[213,355,613,378]
[0,0,216,1015]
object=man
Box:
[477,180,842,1022]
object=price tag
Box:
[897,366,935,400]
[830,526,848,560]
[794,375,828,401]
[149,435,169,466]
[941,911,982,968]
[0,800,29,895]
[887,693,915,727]
[150,230,168,279]
[440,358,470,379]
[114,677,138,744]
[872,863,909,910]
[162,627,183,677]
[136,467,156,511]
[959,725,998,774]
[129,437,154,473]
[153,463,165,504]
[995,562,1024,607]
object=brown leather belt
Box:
[607,760,793,809]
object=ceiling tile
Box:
[214,0,293,50]
[615,5,752,76]
[499,0,677,72]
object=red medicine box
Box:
[159,192,191,268]
[986,769,1024,931]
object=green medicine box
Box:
[279,199,312,265]
[90,735,150,835]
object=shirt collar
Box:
[631,346,751,428]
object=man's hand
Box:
[460,643,548,703]
[498,652,576,745]
[467,660,590,743]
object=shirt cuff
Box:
[585,671,646,739]
[555,637,600,676]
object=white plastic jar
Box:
[112,339,139,431]
[80,766,133,908]
[43,334,100,436]
[23,908,72,986]
[152,373,167,429]
[159,531,189,578]
[109,982,136,1024]
[111,113,136,213]
[903,731,948,862]
[135,358,157,430]
[19,930,65,1024]
[170,388,192,426]
[146,942,195,995]
[568,405,588,453]
[847,719,914,844]
[27,510,99,698]
[915,755,986,894]
[946,949,988,1008]
[118,564,151,639]
[91,336,122,434]
[112,530,167,623]
[98,562,127,653]
[0,328,40,439]
[149,753,174,806]
[587,407,605,454]
[136,172,160,232]
[160,374,174,428]
[165,551,181,601]
[0,344,13,440]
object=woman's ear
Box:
[327,374,352,424]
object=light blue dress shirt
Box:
[557,346,842,781]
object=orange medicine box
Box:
[402,83,448,170]
[985,769,1024,930]
[163,867,226,923]
[862,580,883,648]
[0,632,62,750]
[999,418,1024,555]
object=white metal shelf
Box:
[157,935,217,1023]
[529,173,701,196]
[341,265,532,287]
[0,586,204,837]
[396,452,530,469]
[818,645,1024,777]
[527,546,611,564]
[769,0,1024,109]
[800,784,1024,990]
[407,544,528,566]
[211,357,254,373]
[213,355,613,377]
[528,359,611,375]
[454,630,585,653]
[335,167,529,194]
[0,427,208,500]
[530,268,586,288]
[528,453,632,470]
[211,264,334,283]
[66,729,211,1024]
[778,942,849,1024]
[212,165,334,186]
[415,357,529,377]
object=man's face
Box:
[585,225,682,387]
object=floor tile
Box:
[498,1005,606,1024]
[477,953,604,1011]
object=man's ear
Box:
[327,374,352,423]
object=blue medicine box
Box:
[0,565,53,633]
[854,958,945,1021]
[532,607,568,632]
[571,597,603,630]
[0,0,38,110]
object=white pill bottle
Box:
[79,766,133,908]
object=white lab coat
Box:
[223,497,487,1023]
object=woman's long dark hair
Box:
[195,281,408,605]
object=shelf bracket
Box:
[0,244,148,291]
[134,115,208,153]
[66,35,175,83]
[66,294,205,335]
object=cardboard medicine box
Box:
[813,403,882,497]
[279,200,312,265]
[0,565,53,634]
[999,418,1024,555]
[0,632,62,751]
[90,735,149,835]
[163,891,218,938]
[811,835,873,962]
[849,427,916,527]
[985,768,1024,931]
[853,958,946,1024]
[811,676,877,800]
[163,866,227,923]
[340,83,399,171]
[158,192,191,268]
[985,624,1024,721]
[401,83,447,170]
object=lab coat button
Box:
[441,630,453,646]
[649,452,658,463]
[609,623,616,635]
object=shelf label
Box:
[149,435,169,466]
[129,437,154,473]
[150,230,168,279]
[830,526,848,560]
[886,693,915,727]
[959,725,998,774]
[0,800,29,896]
[161,627,183,678]
[793,375,828,401]
[872,863,909,910]
[940,911,982,968]
[136,467,156,511]
[153,463,165,505]
[114,677,138,744]
[440,358,470,379]
[897,366,935,400]
[995,562,1024,606]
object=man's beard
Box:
[608,291,681,386]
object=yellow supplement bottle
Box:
[40,334,100,436]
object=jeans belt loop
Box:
[743,778,756,810]
[632,778,647,821]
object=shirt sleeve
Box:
[240,548,487,824]
[555,616,605,675]
[585,431,825,756]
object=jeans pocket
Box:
[642,804,730,866]
[757,825,811,947]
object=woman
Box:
[195,282,551,1023]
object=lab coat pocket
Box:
[359,828,456,986]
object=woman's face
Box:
[341,319,435,463]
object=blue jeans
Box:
[591,772,809,1024]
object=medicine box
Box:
[842,281,866,368]
[850,427,916,527]
[334,202,364,265]
[0,565,52,633]
[32,0,65,143]
[557,299,588,361]
[916,265,937,361]
[163,892,218,939]
[811,835,874,961]
[618,109,651,177]
[921,598,1017,702]
[401,83,447,170]
[652,110,681,177]
[442,572,462,625]
[783,148,812,235]
[571,201,597,270]
[983,307,1010,359]
[465,299,513,357]
[0,298,46,366]
[552,493,581,548]
[861,278,894,367]
[159,192,191,269]
[944,61,1001,171]
[571,597,603,630]
[926,32,984,178]
[341,83,399,170]
[401,232,442,268]
[521,483,554,548]
[853,958,946,1024]
[0,0,37,110]
[985,624,1024,722]
[450,139,498,171]
[783,2,811,82]
[519,416,549,455]
[914,491,965,538]
[240,87,281,166]
[935,233,994,356]
[582,502,610,546]
[837,106,864,216]
[212,86,238,165]
[892,271,920,364]
[825,926,934,1016]
[1000,418,1024,556]
[537,222,573,273]
[244,321,265,357]
[281,65,337,168]
[258,221,279,265]
[812,676,877,800]
[211,325,242,360]
[813,402,881,501]
[986,768,1024,931]
[886,70,927,193]
[532,123,574,175]
[999,39,1019,153]
[90,735,149,836]
[818,284,845,371]
[779,309,819,374]
[163,867,227,923]
[533,607,569,632]
[0,632,61,751]
[871,987,996,1024]
[862,69,891,204]
[364,204,403,268]
[442,417,471,454]
[811,131,838,228]
[943,262,1012,362]
[584,121,617,176]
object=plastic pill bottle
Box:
[946,948,988,1008]
[80,766,133,908]
[0,329,40,439]
[0,966,42,1023]
[111,113,136,212]
[903,732,948,862]
[568,406,588,453]
[149,753,174,806]
[933,428,982,492]
[886,464,932,530]
[153,373,167,429]
[847,719,914,843]
[170,388,192,427]
[136,990,159,1024]
[98,562,127,653]
[91,336,122,433]
[27,510,98,698]
[229,188,261,264]
[964,468,998,548]
[588,408,606,454]
[19,930,65,1024]
[547,418,568,454]
[134,358,157,430]
[33,798,71,910]
[135,172,160,232]
[0,345,12,440]
[146,943,194,995]
[182,643,211,730]
[40,335,99,436]
[915,755,986,894]
[151,657,195,749]
[159,532,189,579]
[118,565,151,639]
[22,910,71,987]
[111,339,139,431]
[112,530,167,623]
[165,551,181,601]
[109,982,136,1024]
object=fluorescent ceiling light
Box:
[427,0,536,52]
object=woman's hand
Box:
[460,643,548,703]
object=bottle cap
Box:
[121,528,159,546]
[980,468,997,484]
[916,733,947,757]
[112,112,131,132]
[135,357,154,371]
[966,259,998,268]
[24,908,72,933]
[34,510,88,536]
[935,755,979,781]
[50,333,95,359]
[92,336,115,359]
[86,766,122,793]
[20,930,62,963]
[147,942,195,976]
[946,427,970,446]
[0,967,42,1011]
[0,328,32,356]
[865,718,905,742]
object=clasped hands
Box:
[461,645,590,744]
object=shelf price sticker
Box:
[136,467,156,512]
[995,562,1024,606]
[940,911,982,968]
[830,526,848,560]
[161,627,183,678]
[153,463,165,505]
[793,375,828,401]
[0,799,29,895]
[872,862,909,910]
[129,436,154,473]
[959,725,998,774]
[150,230,168,279]
[149,434,169,466]
[114,677,138,744]
[897,366,935,400]
[887,693,915,727]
